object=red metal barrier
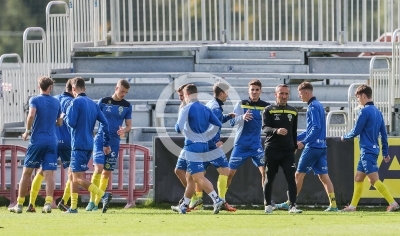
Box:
[0,145,27,207]
[0,144,151,208]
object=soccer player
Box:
[173,84,224,214]
[9,76,63,214]
[228,79,270,189]
[86,79,132,211]
[192,82,236,212]
[64,77,113,213]
[341,84,399,212]
[54,79,75,211]
[25,79,75,213]
[262,84,302,214]
[275,82,338,212]
[173,84,189,204]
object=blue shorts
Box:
[229,145,264,170]
[70,150,92,172]
[93,143,119,171]
[58,148,71,169]
[297,147,328,175]
[186,161,206,175]
[357,153,379,174]
[204,155,229,169]
[175,157,188,171]
[24,143,58,170]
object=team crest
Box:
[118,106,124,115]
[106,100,112,112]
[287,114,292,121]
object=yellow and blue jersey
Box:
[230,98,270,148]
[297,97,327,149]
[65,93,110,151]
[54,92,74,149]
[205,98,234,150]
[343,101,388,156]
[29,94,61,146]
[95,97,132,146]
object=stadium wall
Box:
[154,137,400,206]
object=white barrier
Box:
[326,110,348,137]
[369,56,392,131]
[0,54,25,132]
[23,27,48,103]
[46,1,71,71]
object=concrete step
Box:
[72,56,194,73]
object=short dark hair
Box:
[355,84,372,99]
[38,76,54,91]
[71,77,85,90]
[297,82,313,91]
[213,82,230,97]
[184,84,197,95]
[276,84,289,91]
[176,83,188,93]
[118,79,130,89]
[248,79,262,88]
[65,79,73,92]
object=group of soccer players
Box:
[7,76,398,214]
[8,77,132,214]
[171,80,399,214]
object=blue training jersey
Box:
[29,94,61,145]
[205,98,233,149]
[297,97,327,148]
[65,93,110,151]
[54,92,74,149]
[342,101,388,156]
[94,96,132,146]
[175,100,222,147]
[230,98,270,148]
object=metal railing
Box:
[0,54,25,133]
[23,27,48,101]
[392,29,400,100]
[110,0,224,44]
[69,0,400,46]
[347,83,364,131]
[69,0,107,47]
[369,56,392,131]
[326,110,348,137]
[46,1,71,71]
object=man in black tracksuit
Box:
[261,84,302,214]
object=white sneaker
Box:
[264,205,273,214]
[9,204,23,214]
[42,203,52,213]
[387,202,400,212]
[289,205,303,214]
[213,199,224,214]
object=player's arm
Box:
[65,100,78,128]
[118,105,133,136]
[56,105,63,127]
[299,106,321,145]
[342,109,368,140]
[96,105,110,144]
[379,113,389,157]
[175,105,188,133]
[230,102,244,126]
[22,101,36,140]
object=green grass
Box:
[0,206,400,235]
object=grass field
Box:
[1,205,400,236]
